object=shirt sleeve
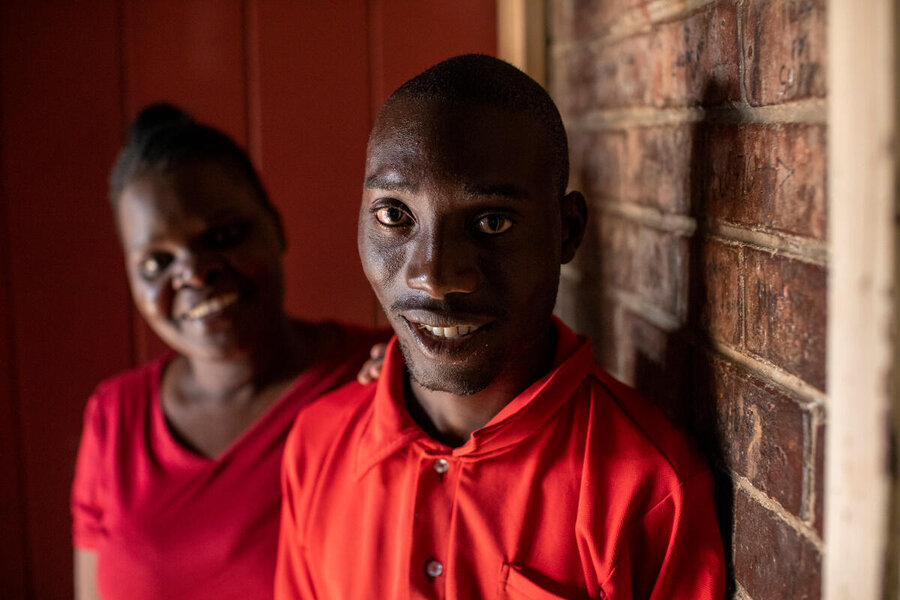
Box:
[274,425,317,600]
[600,469,726,600]
[71,393,108,549]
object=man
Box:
[276,54,725,599]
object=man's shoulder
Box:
[582,365,709,485]
[286,380,376,456]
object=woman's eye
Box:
[475,214,512,235]
[207,223,249,249]
[374,206,411,227]
[139,253,173,279]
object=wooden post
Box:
[825,0,899,597]
[496,0,545,86]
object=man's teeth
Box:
[419,323,481,339]
[185,293,238,319]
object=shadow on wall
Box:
[565,80,739,598]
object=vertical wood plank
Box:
[0,2,130,598]
[246,0,375,325]
[368,0,498,114]
[0,15,30,592]
[123,0,248,143]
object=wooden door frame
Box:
[825,0,897,597]
[496,0,545,86]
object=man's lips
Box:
[417,322,482,340]
[400,309,495,341]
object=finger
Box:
[357,362,374,384]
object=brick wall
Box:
[548,1,826,598]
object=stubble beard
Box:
[397,338,496,397]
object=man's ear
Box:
[560,190,587,264]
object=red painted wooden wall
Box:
[0,2,495,597]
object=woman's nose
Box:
[172,252,223,289]
[404,229,479,298]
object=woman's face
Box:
[117,160,285,361]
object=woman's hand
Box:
[357,343,387,384]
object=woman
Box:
[71,104,382,599]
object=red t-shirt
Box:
[276,320,725,599]
[72,324,381,600]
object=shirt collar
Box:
[354,317,594,479]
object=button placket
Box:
[409,451,456,597]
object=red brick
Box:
[570,0,647,40]
[591,294,622,373]
[565,34,653,113]
[635,227,689,319]
[703,355,808,516]
[650,1,741,107]
[549,0,669,43]
[597,213,639,293]
[742,0,827,106]
[744,249,826,390]
[572,130,626,203]
[619,310,691,425]
[597,214,690,319]
[733,487,821,600]
[706,123,827,240]
[624,125,696,214]
[550,0,649,42]
[693,239,741,346]
[563,2,740,112]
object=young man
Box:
[276,54,725,599]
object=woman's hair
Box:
[109,103,283,242]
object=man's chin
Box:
[399,342,495,396]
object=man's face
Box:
[359,98,576,395]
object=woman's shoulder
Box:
[89,353,173,413]
[333,321,392,351]
[297,319,391,365]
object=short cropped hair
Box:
[387,54,570,195]
[109,103,282,242]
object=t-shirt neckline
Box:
[148,352,331,466]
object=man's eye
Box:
[139,253,173,279]
[374,206,412,227]
[475,214,512,235]
[207,223,249,249]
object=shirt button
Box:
[425,558,443,578]
[433,458,449,474]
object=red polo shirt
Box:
[276,320,725,599]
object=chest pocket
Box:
[500,564,604,600]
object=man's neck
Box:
[404,324,557,447]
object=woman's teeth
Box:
[184,293,239,320]
[419,323,481,339]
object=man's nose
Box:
[172,252,223,289]
[405,228,479,298]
